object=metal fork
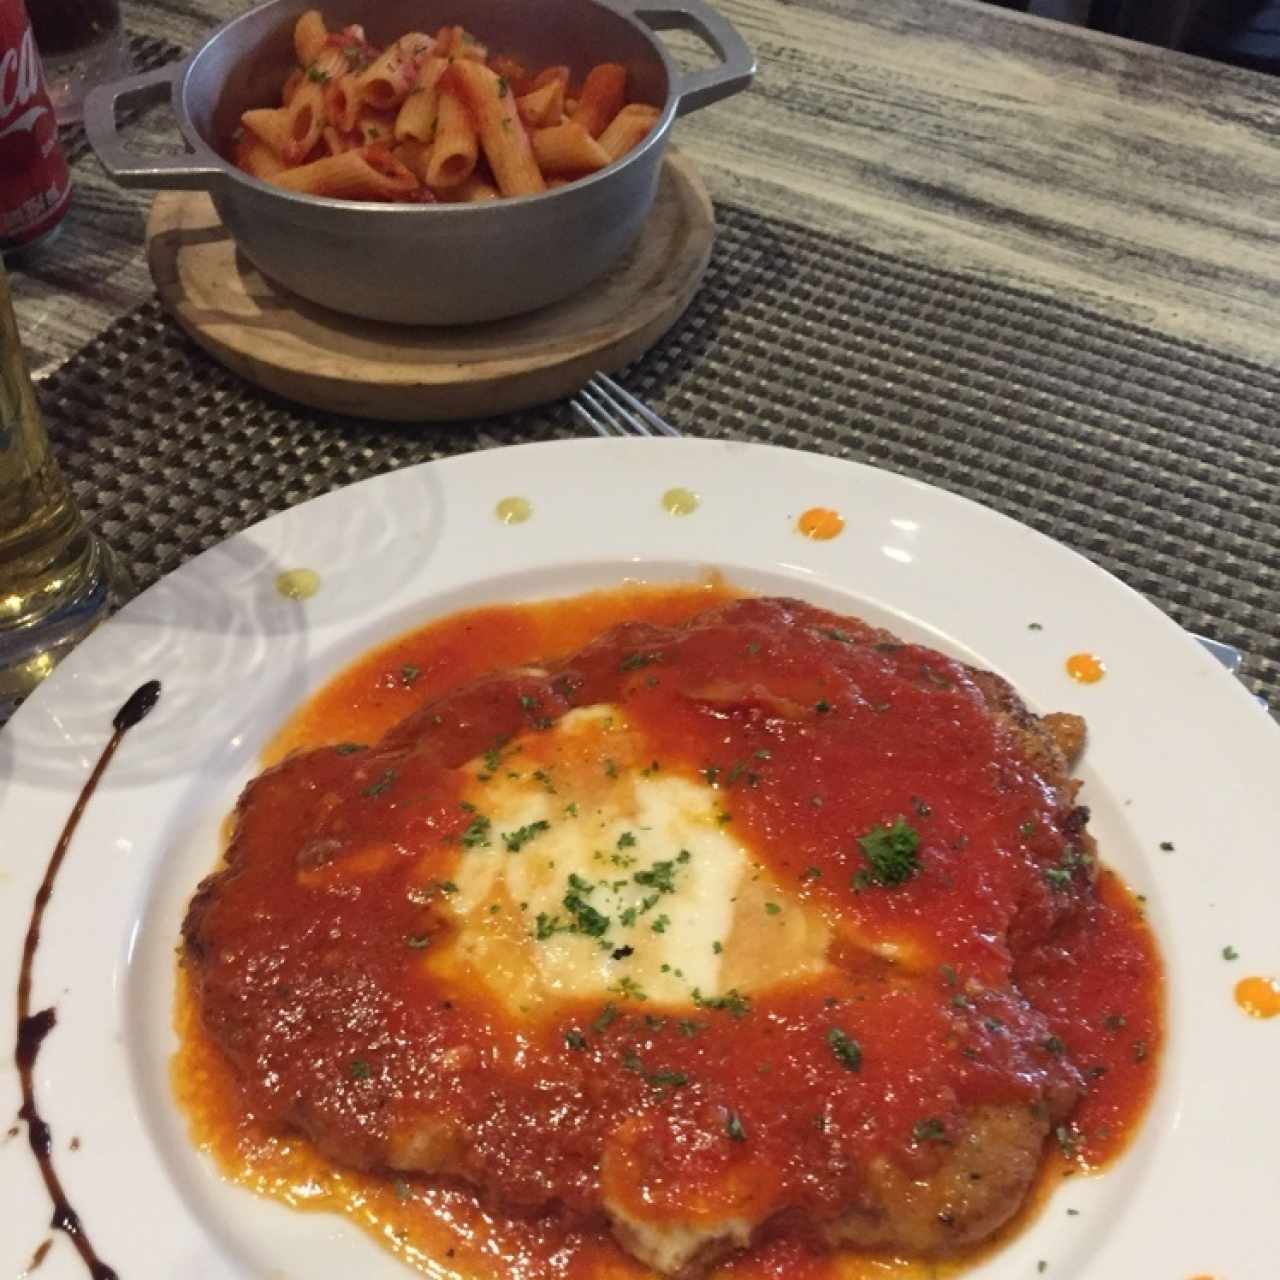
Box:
[571,374,1247,677]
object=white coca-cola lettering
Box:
[0,25,43,121]
[0,102,46,140]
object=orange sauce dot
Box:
[796,507,845,541]
[1065,652,1106,684]
[1235,975,1280,1018]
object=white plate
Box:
[2,439,1277,1280]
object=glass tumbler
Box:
[25,0,127,125]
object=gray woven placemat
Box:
[38,70,1280,705]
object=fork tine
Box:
[573,385,628,436]
[581,381,640,437]
[571,396,612,437]
[583,378,653,436]
[591,373,682,438]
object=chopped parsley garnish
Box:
[814,699,832,714]
[648,1069,688,1089]
[704,765,721,784]
[564,801,578,817]
[678,1019,703,1037]
[611,976,648,1002]
[826,1027,863,1071]
[1043,848,1081,890]
[634,859,681,894]
[496,75,509,96]
[764,902,781,915]
[1159,840,1175,852]
[1042,1035,1066,1056]
[712,940,723,954]
[621,1051,643,1072]
[1020,818,1038,837]
[593,1003,620,1032]
[564,1029,587,1050]
[912,1117,948,1143]
[535,912,569,940]
[619,651,659,671]
[1223,944,1239,961]
[725,1109,747,1141]
[564,874,611,937]
[502,820,550,852]
[855,818,921,887]
[825,628,852,643]
[399,663,421,686]
[361,768,397,798]
[603,758,618,778]
[911,795,932,818]
[333,742,367,755]
[1103,1013,1126,1031]
[651,914,670,934]
[692,987,752,1017]
[348,1059,372,1080]
[519,693,540,711]
[940,963,958,987]
[405,933,431,949]
[617,831,637,849]
[307,65,330,82]
[461,814,492,848]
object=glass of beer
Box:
[1,261,129,715]
[26,0,128,125]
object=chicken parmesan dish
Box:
[178,584,1161,1278]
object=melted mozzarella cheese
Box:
[426,705,831,1015]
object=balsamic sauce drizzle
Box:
[14,680,161,1280]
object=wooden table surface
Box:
[10,0,1280,378]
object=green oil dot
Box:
[275,568,321,600]
[495,496,533,525]
[661,487,700,516]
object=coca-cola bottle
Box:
[0,0,72,256]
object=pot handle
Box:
[625,0,755,117]
[84,63,224,190]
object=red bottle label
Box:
[0,0,71,251]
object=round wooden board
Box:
[145,152,714,423]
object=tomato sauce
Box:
[176,582,1162,1278]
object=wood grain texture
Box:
[144,154,714,421]
[9,0,1280,371]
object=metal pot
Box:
[85,0,753,325]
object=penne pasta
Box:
[516,78,563,128]
[293,9,328,65]
[597,103,659,162]
[438,172,501,203]
[394,55,448,142]
[531,64,569,91]
[230,18,657,206]
[281,67,304,106]
[489,54,531,96]
[570,63,626,138]
[393,139,433,183]
[240,106,295,161]
[325,73,361,132]
[354,108,398,147]
[530,120,609,175]
[425,86,478,189]
[270,146,420,200]
[321,125,354,156]
[233,133,288,181]
[444,59,545,198]
[436,24,488,61]
[355,41,419,112]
